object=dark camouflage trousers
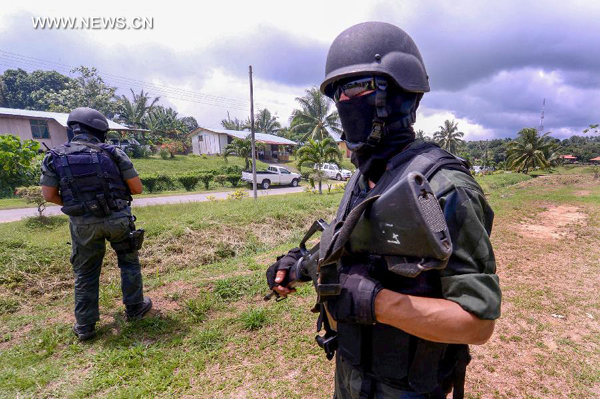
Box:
[334,354,446,399]
[69,216,144,325]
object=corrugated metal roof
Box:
[192,127,297,145]
[0,107,137,131]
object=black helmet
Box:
[67,107,109,132]
[320,22,429,98]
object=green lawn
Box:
[1,169,599,398]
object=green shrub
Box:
[0,135,40,197]
[126,145,152,159]
[141,174,175,192]
[300,171,311,181]
[156,175,175,191]
[221,165,242,175]
[159,148,170,160]
[198,172,215,190]
[15,186,47,217]
[177,174,200,191]
[141,175,159,192]
[214,174,227,187]
[226,173,241,187]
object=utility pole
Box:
[249,65,257,199]
[539,98,546,132]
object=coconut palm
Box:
[146,106,185,137]
[223,137,252,170]
[415,129,430,141]
[290,87,342,142]
[117,89,160,129]
[434,120,465,155]
[221,112,245,131]
[244,108,281,134]
[296,138,342,194]
[506,128,555,174]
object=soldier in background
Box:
[40,107,152,341]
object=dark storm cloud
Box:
[206,25,327,87]
[370,0,600,92]
[364,0,600,138]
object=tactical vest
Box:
[50,140,132,218]
[331,141,472,395]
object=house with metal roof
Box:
[189,127,297,161]
[0,107,140,148]
[328,130,351,158]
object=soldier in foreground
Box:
[267,22,501,398]
[40,107,152,341]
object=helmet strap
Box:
[365,77,389,146]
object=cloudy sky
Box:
[1,0,599,140]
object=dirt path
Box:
[0,186,305,223]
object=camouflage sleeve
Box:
[430,170,502,320]
[39,152,59,187]
[113,148,139,180]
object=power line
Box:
[0,54,250,110]
[0,49,252,107]
[0,49,273,111]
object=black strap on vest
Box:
[319,141,472,397]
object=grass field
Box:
[132,154,270,176]
[0,169,598,398]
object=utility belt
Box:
[110,216,145,255]
[61,195,130,218]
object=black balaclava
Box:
[70,123,107,142]
[336,82,421,182]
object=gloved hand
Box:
[326,273,383,325]
[265,247,302,290]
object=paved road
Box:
[0,186,305,223]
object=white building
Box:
[0,107,138,148]
[189,127,297,161]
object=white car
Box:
[315,163,352,180]
[241,165,301,189]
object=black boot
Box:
[125,297,153,321]
[73,323,96,341]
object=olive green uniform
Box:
[40,135,145,326]
[334,142,502,398]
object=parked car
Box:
[314,162,352,180]
[109,138,141,151]
[241,166,301,189]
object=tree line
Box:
[0,67,198,156]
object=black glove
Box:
[266,247,302,289]
[326,273,383,325]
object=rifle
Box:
[265,171,453,302]
[263,218,328,301]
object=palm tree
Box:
[117,89,160,129]
[415,129,430,141]
[296,138,342,194]
[223,137,252,170]
[434,120,465,155]
[290,87,342,142]
[506,128,555,174]
[221,112,245,131]
[146,106,186,138]
[243,108,281,134]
